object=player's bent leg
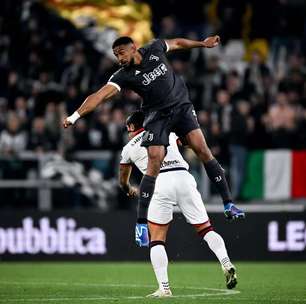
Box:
[185,129,245,221]
[146,145,166,177]
[193,221,237,289]
[147,222,172,298]
[137,146,165,221]
[185,128,213,162]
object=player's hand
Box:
[127,186,138,198]
[203,35,220,48]
[63,111,81,128]
[135,223,149,247]
[63,117,73,128]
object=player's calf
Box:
[194,222,238,289]
[149,240,172,296]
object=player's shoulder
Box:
[139,38,167,54]
[110,67,125,78]
[129,131,145,147]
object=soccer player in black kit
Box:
[63,35,245,246]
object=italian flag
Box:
[241,150,306,200]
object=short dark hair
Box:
[112,36,134,49]
[126,111,144,131]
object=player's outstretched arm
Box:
[119,164,138,198]
[165,35,220,52]
[63,83,118,128]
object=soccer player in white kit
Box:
[119,111,237,297]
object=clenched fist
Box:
[63,117,72,128]
[203,35,220,48]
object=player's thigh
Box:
[176,172,209,225]
[141,109,173,148]
[185,128,213,161]
[172,103,200,138]
[147,197,174,225]
[147,175,176,225]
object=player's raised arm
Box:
[165,35,220,52]
[63,83,119,128]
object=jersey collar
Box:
[133,128,145,136]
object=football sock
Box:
[203,231,232,269]
[204,158,232,206]
[150,243,170,291]
[137,175,156,221]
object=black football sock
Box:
[204,158,233,206]
[137,175,156,222]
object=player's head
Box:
[112,36,137,67]
[126,111,144,136]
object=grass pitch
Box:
[0,262,305,303]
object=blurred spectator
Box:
[201,54,225,109]
[72,120,92,151]
[108,108,127,150]
[44,102,62,140]
[65,85,84,115]
[212,89,232,135]
[229,100,254,199]
[89,109,111,150]
[27,117,55,152]
[244,49,271,98]
[5,71,24,104]
[159,16,180,39]
[61,51,91,93]
[0,113,27,156]
[14,96,28,127]
[92,55,117,91]
[0,98,8,131]
[225,70,245,103]
[264,92,298,148]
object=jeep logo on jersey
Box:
[142,63,167,85]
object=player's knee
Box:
[194,223,214,238]
[150,240,166,248]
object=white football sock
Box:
[150,245,170,291]
[204,230,232,268]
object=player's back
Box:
[120,131,189,175]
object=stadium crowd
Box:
[0,0,306,206]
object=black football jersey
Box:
[108,39,191,112]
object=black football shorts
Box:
[141,103,200,147]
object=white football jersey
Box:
[120,131,189,175]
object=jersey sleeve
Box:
[120,146,132,165]
[107,69,127,92]
[140,39,169,54]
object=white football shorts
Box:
[147,170,209,225]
